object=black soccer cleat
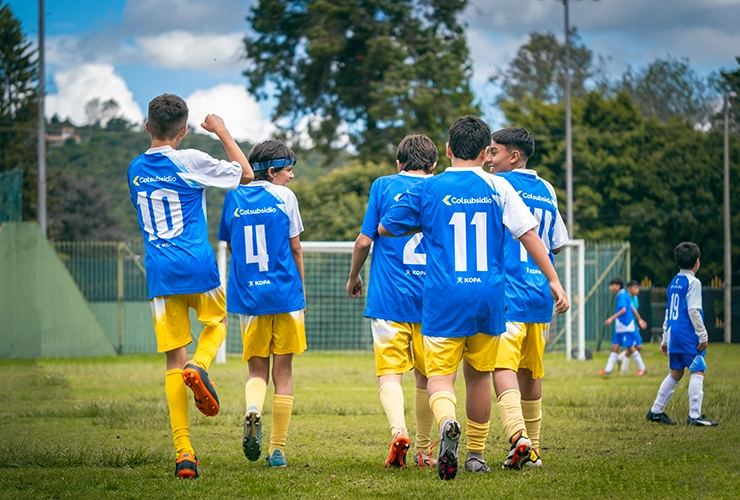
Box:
[686,415,718,426]
[646,410,677,425]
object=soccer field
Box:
[1,343,738,499]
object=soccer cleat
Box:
[636,369,646,376]
[464,455,490,473]
[598,369,609,376]
[265,449,287,467]
[686,415,719,426]
[520,448,543,468]
[384,428,410,468]
[437,419,460,480]
[175,453,199,479]
[502,430,532,471]
[414,449,437,468]
[242,407,263,461]
[182,361,220,417]
[646,410,677,425]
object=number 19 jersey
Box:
[381,167,538,338]
[665,270,704,354]
[218,181,305,316]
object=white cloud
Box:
[45,64,145,126]
[136,31,245,71]
[185,84,274,143]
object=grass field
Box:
[1,343,739,499]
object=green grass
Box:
[0,344,738,499]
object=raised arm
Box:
[201,114,253,185]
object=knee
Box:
[220,315,228,328]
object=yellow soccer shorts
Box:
[492,322,549,379]
[150,286,227,353]
[424,333,498,377]
[239,310,307,361]
[371,319,426,377]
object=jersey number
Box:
[245,225,269,272]
[520,207,553,262]
[403,233,426,265]
[449,212,488,272]
[669,293,680,320]
[136,189,183,240]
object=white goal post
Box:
[562,239,586,361]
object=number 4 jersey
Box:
[219,181,305,316]
[128,146,243,299]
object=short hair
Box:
[248,139,296,181]
[448,115,491,161]
[609,276,624,288]
[147,94,188,140]
[626,280,640,288]
[491,127,535,160]
[674,242,701,270]
[396,134,438,174]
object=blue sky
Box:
[8,0,740,142]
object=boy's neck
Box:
[450,158,483,168]
[150,137,181,149]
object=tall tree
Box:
[244,0,478,160]
[0,2,38,220]
[718,57,740,132]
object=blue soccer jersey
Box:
[497,169,569,323]
[664,270,705,355]
[128,146,242,299]
[219,181,305,316]
[381,166,537,338]
[614,288,636,334]
[361,172,430,323]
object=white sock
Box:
[620,354,630,373]
[604,352,618,373]
[651,374,679,414]
[632,351,646,371]
[688,373,704,419]
[617,351,625,362]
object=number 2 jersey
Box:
[497,169,569,323]
[128,146,242,299]
[664,270,705,354]
[361,172,430,323]
[218,180,305,316]
[381,166,538,338]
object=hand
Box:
[550,281,569,314]
[638,318,647,330]
[347,275,363,298]
[604,317,613,326]
[201,114,226,134]
[697,341,708,352]
[660,344,668,356]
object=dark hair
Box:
[147,94,188,140]
[491,126,535,160]
[674,242,701,270]
[396,134,438,173]
[248,139,296,181]
[448,115,491,161]
[609,276,624,288]
[626,280,639,288]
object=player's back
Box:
[497,169,568,323]
[665,271,703,354]
[128,147,239,299]
[219,180,305,316]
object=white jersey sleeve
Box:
[284,189,304,238]
[493,175,537,239]
[543,180,569,250]
[686,276,703,310]
[166,148,242,189]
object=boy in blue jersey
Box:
[128,93,253,478]
[347,134,439,469]
[599,277,647,376]
[647,242,718,426]
[487,127,569,470]
[617,280,648,373]
[219,139,306,468]
[379,116,569,480]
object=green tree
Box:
[718,57,740,132]
[0,2,38,220]
[244,0,478,161]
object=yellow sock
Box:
[496,389,526,443]
[192,322,226,370]
[522,399,542,450]
[414,388,434,453]
[466,418,490,453]
[428,391,457,429]
[166,369,193,457]
[378,382,406,435]
[245,377,268,413]
[269,394,294,454]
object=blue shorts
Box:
[669,353,707,372]
[613,332,636,348]
[633,330,643,346]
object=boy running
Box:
[219,139,306,468]
[379,116,569,480]
[347,134,438,469]
[617,280,648,373]
[128,93,253,478]
[487,127,569,469]
[647,242,718,426]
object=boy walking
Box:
[379,116,569,480]
[219,139,307,467]
[599,277,647,376]
[647,242,718,427]
[128,93,253,478]
[487,127,569,469]
[347,134,438,469]
[617,280,648,373]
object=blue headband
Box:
[252,158,296,171]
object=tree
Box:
[0,2,38,220]
[244,0,478,161]
[84,98,121,128]
[718,57,740,132]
